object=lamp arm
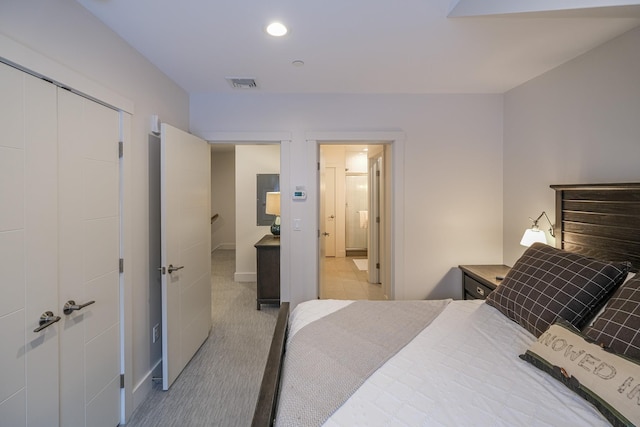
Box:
[533,211,555,238]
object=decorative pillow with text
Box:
[520,320,640,427]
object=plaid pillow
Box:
[486,243,630,337]
[584,275,640,360]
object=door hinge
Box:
[376,216,380,223]
[120,374,125,389]
[317,162,320,171]
[118,141,124,158]
[376,170,380,177]
[119,258,124,273]
[376,263,380,269]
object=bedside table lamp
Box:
[520,211,555,247]
[265,192,281,236]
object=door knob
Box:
[329,215,335,219]
[168,264,184,274]
[322,232,330,236]
[33,311,61,333]
[63,300,95,315]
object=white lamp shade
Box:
[520,228,547,247]
[265,192,281,216]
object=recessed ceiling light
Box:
[292,60,304,67]
[266,22,288,37]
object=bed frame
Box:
[252,182,640,426]
[251,302,289,427]
[551,183,640,272]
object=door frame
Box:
[196,132,292,304]
[309,131,405,301]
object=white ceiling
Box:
[76,0,640,94]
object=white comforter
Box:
[287,299,610,427]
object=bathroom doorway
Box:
[318,143,387,300]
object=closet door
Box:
[0,64,60,426]
[58,89,121,427]
[0,62,120,426]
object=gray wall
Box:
[211,149,236,251]
[503,26,640,266]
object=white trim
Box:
[212,243,236,252]
[195,130,292,142]
[234,272,258,282]
[310,131,405,300]
[132,359,162,411]
[197,131,291,303]
[306,131,405,143]
[0,32,134,114]
[120,112,135,423]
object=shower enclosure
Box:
[345,173,368,255]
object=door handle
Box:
[322,232,330,236]
[63,300,95,315]
[168,264,184,274]
[329,215,335,219]
[33,311,61,333]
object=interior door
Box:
[369,156,382,284]
[57,88,121,427]
[160,123,211,390]
[318,145,326,297]
[0,63,59,427]
[324,166,336,257]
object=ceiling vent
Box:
[226,77,258,89]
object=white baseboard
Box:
[212,243,236,252]
[234,272,257,282]
[132,359,162,412]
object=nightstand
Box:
[254,235,280,310]
[459,264,510,300]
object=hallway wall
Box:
[211,149,236,251]
[235,145,281,282]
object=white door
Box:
[324,167,336,257]
[0,63,121,426]
[160,123,211,390]
[0,62,59,427]
[318,145,326,297]
[369,156,382,284]
[57,89,121,427]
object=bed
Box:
[252,183,640,427]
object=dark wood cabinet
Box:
[459,264,510,300]
[255,235,280,310]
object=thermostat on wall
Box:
[292,190,307,200]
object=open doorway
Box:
[209,143,281,305]
[318,143,389,300]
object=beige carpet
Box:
[125,249,279,426]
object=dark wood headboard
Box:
[551,183,640,272]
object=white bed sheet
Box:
[287,299,610,427]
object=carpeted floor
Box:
[125,249,279,426]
